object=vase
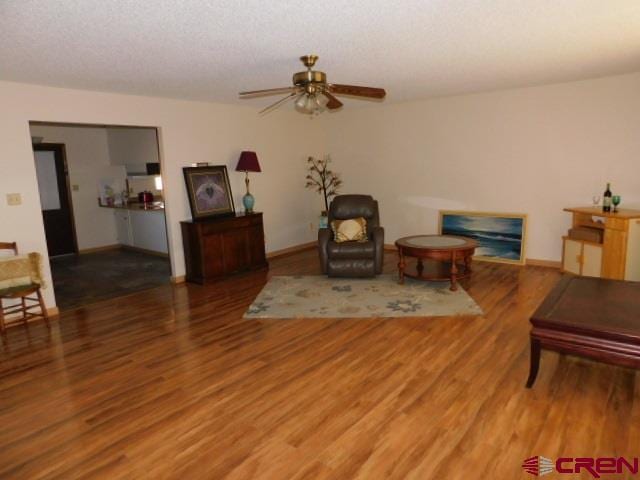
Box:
[243,193,255,213]
[319,213,328,229]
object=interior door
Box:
[33,143,77,256]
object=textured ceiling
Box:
[1,0,640,109]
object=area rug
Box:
[244,275,482,319]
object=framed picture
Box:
[183,165,235,220]
[439,210,527,265]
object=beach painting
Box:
[439,211,527,265]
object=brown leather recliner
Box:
[318,195,384,277]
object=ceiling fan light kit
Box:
[240,55,386,115]
[295,91,329,115]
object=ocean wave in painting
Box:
[442,214,524,261]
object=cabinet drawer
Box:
[605,217,628,231]
[200,214,262,235]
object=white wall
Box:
[0,81,324,309]
[323,72,640,261]
[4,72,640,310]
[29,124,121,250]
[107,127,159,169]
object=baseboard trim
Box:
[526,258,562,269]
[47,307,60,317]
[79,244,169,259]
[78,244,121,255]
[171,275,186,284]
[121,245,170,258]
[264,240,562,270]
[267,241,317,259]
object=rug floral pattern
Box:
[244,275,482,319]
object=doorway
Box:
[30,123,172,310]
[33,143,78,256]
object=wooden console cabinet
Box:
[181,213,268,283]
[562,207,640,281]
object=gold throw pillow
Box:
[331,217,368,243]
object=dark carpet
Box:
[50,249,171,310]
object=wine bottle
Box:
[603,182,612,212]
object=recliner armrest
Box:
[318,228,332,274]
[371,226,384,274]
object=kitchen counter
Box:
[99,201,165,211]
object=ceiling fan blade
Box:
[323,91,343,110]
[329,84,386,99]
[258,92,297,114]
[239,87,296,97]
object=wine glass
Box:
[592,195,601,208]
[612,195,621,213]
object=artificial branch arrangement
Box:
[305,155,342,213]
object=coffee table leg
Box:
[416,258,424,278]
[450,252,458,291]
[464,254,472,274]
[398,249,405,284]
[526,338,541,388]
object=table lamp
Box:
[235,151,261,213]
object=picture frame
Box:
[438,210,528,265]
[183,165,235,220]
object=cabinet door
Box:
[582,243,603,278]
[248,224,266,266]
[202,233,225,278]
[602,227,627,280]
[625,220,640,281]
[222,229,250,274]
[116,212,132,246]
[563,239,582,275]
[130,210,169,254]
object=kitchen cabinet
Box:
[110,207,168,255]
[115,211,133,246]
[129,209,168,254]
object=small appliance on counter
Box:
[138,191,154,204]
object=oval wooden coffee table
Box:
[395,235,478,291]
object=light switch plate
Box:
[72,185,79,191]
[6,193,21,206]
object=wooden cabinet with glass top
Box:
[562,207,640,281]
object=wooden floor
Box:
[1,249,638,479]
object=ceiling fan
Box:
[239,55,386,115]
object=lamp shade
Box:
[235,151,261,173]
